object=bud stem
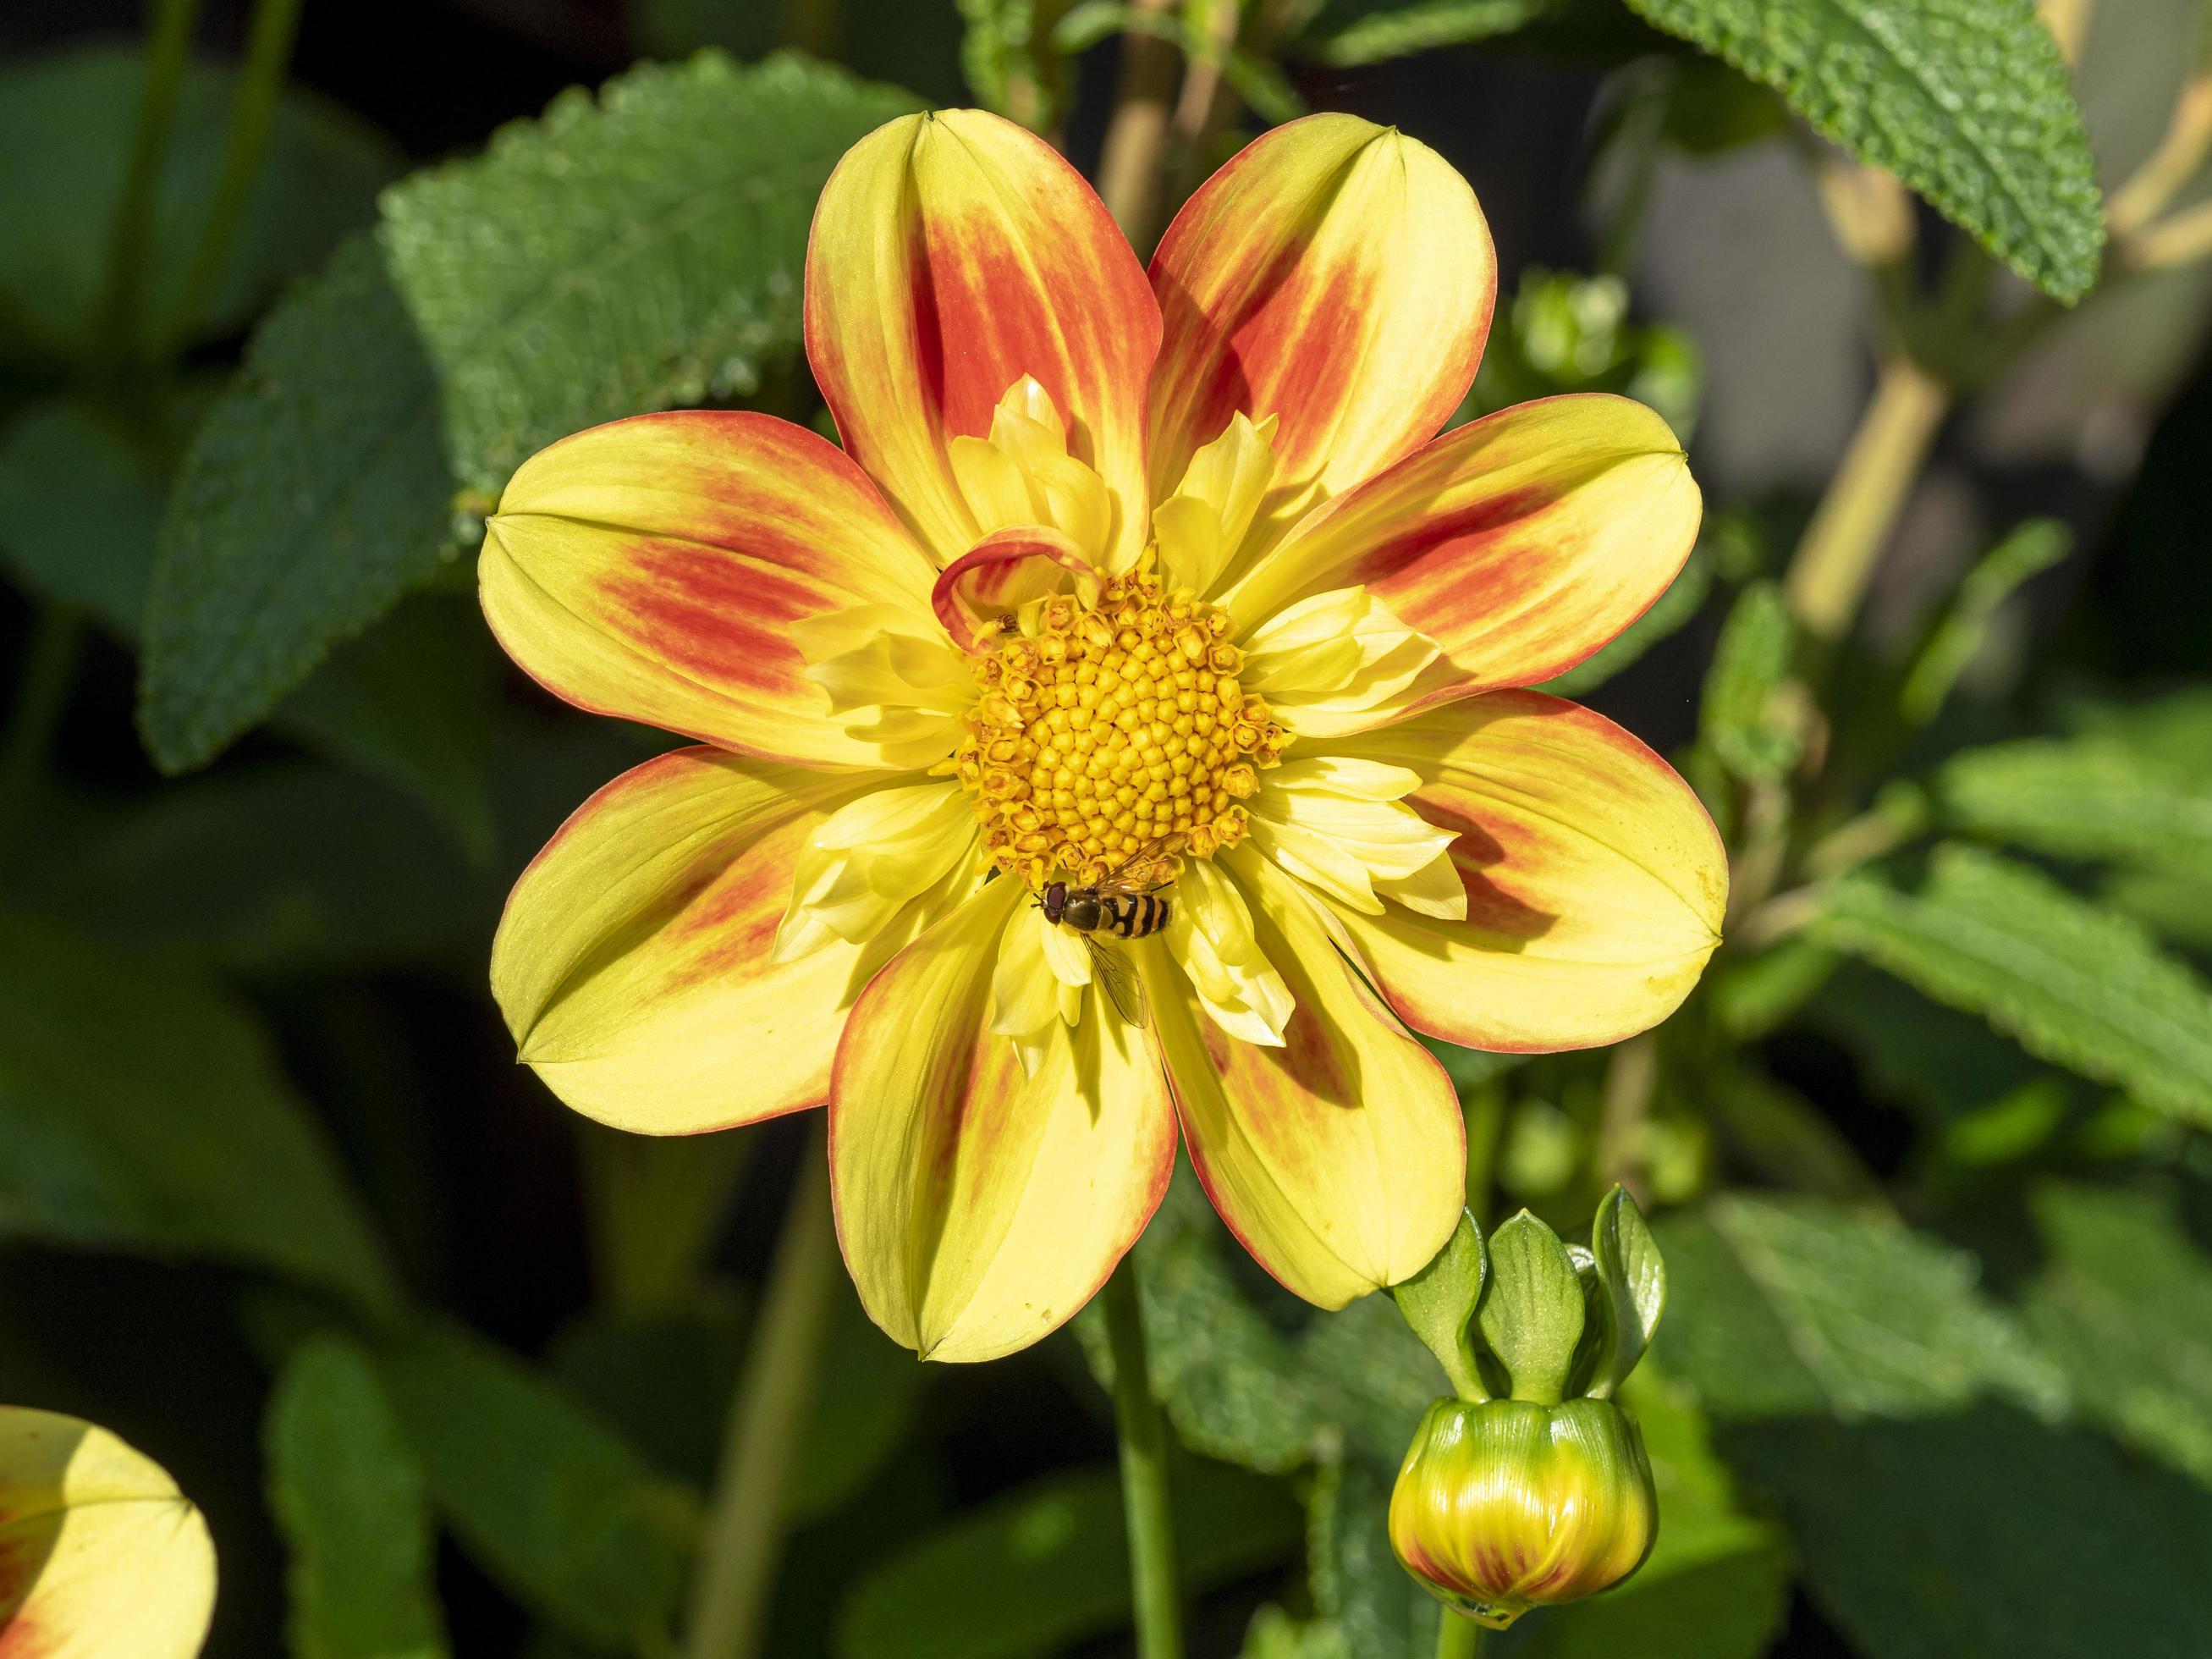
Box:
[682,1126,839,1659]
[1101,1259,1186,1659]
[1437,1612,1488,1657]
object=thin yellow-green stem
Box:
[1102,1259,1184,1659]
[155,0,304,360]
[2109,74,2212,237]
[682,1127,839,1659]
[1781,356,1951,644]
[2127,196,2212,272]
[579,1126,753,1313]
[1463,1083,1507,1225]
[1436,1612,1488,1658]
[97,0,204,368]
[1095,0,1181,249]
[1595,1033,1658,1197]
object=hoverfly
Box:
[1040,832,1187,1026]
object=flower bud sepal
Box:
[1388,1395,1657,1629]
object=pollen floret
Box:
[954,567,1288,889]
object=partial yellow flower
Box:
[0,1406,217,1657]
[481,108,1724,1361]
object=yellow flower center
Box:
[953,567,1288,890]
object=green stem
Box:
[682,1127,839,1659]
[0,605,89,871]
[1102,1259,1184,1659]
[1780,355,1950,645]
[96,0,204,369]
[579,1124,753,1314]
[1462,1082,1507,1226]
[156,0,305,360]
[1436,1612,1487,1658]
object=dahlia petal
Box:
[1165,856,1293,1045]
[1329,692,1727,1051]
[0,1408,216,1659]
[1244,756,1461,916]
[831,877,1176,1361]
[773,780,981,960]
[1152,411,1280,596]
[492,747,877,1133]
[1242,586,1442,740]
[1145,849,1463,1309]
[1147,113,1496,573]
[806,110,1160,569]
[481,411,939,769]
[1224,395,1701,707]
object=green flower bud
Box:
[1388,1397,1656,1629]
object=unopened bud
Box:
[1388,1397,1656,1629]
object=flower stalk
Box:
[155,0,306,361]
[1437,1613,1488,1657]
[1782,355,1950,645]
[683,1126,839,1659]
[1102,1261,1185,1659]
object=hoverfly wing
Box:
[1087,937,1148,1028]
[1098,830,1190,896]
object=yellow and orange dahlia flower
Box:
[481,108,1725,1362]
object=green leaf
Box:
[267,1337,449,1659]
[1587,1185,1665,1397]
[140,232,454,774]
[1698,579,1799,781]
[375,1320,697,1652]
[0,396,181,634]
[0,910,397,1311]
[1897,518,2069,725]
[834,1457,1301,1659]
[1478,1210,1587,1404]
[0,45,399,361]
[1291,0,1558,66]
[1815,845,2212,1127]
[1390,1212,1488,1401]
[1657,1193,2066,1423]
[382,52,918,499]
[1619,0,2105,301]
[28,766,489,975]
[1306,1453,1439,1658]
[140,52,921,773]
[1653,1198,2212,1659]
[274,598,501,866]
[2018,1181,2212,1486]
[1938,736,2212,879]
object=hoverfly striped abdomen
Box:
[1104,891,1172,939]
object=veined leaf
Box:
[267,1337,449,1659]
[1897,518,2069,725]
[1699,579,1799,781]
[1658,1194,2065,1422]
[1659,1196,2212,1659]
[835,1458,1300,1659]
[1936,737,2212,879]
[380,52,917,499]
[1814,845,2212,1127]
[141,53,920,773]
[1620,0,2105,301]
[0,910,397,1311]
[1291,0,1557,66]
[2019,1181,2212,1488]
[375,1320,697,1652]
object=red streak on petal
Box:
[932,527,1092,652]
